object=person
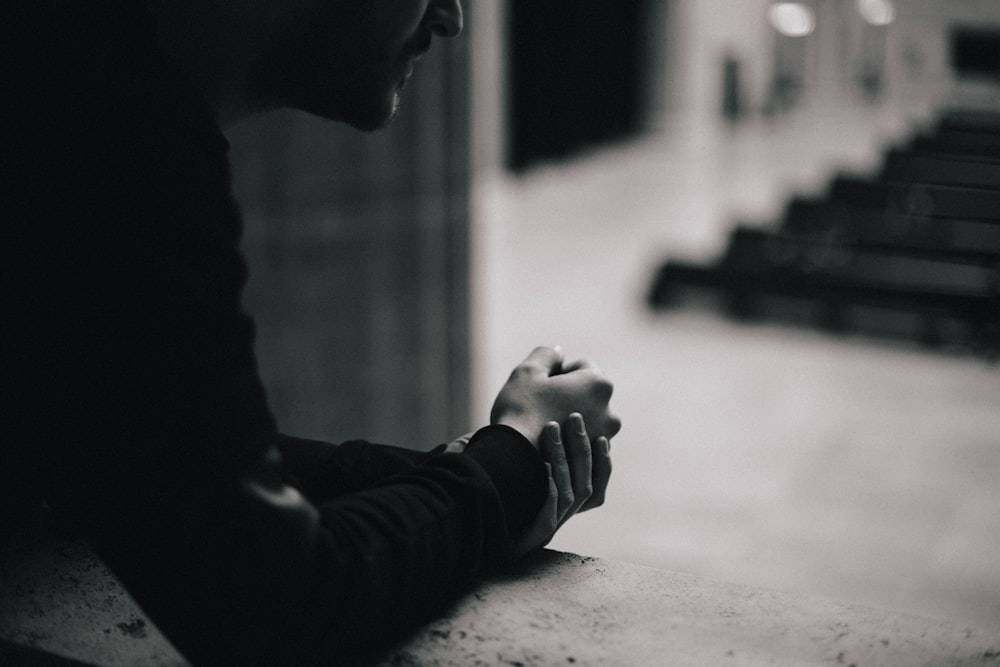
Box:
[2,0,621,664]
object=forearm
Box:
[274,434,434,503]
[92,426,547,666]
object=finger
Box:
[564,413,593,516]
[444,432,474,454]
[559,357,601,374]
[514,464,559,557]
[542,421,574,522]
[539,462,558,528]
[605,413,622,439]
[557,365,615,404]
[516,345,565,378]
[580,436,611,512]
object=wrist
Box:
[464,425,548,546]
[492,416,543,449]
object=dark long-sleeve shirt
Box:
[2,2,548,664]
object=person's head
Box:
[143,0,463,129]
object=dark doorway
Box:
[507,0,648,170]
[950,26,1000,80]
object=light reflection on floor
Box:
[471,105,1000,629]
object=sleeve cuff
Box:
[462,424,548,538]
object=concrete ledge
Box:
[0,525,184,667]
[374,551,999,667]
[2,526,998,666]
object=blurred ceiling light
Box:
[768,2,817,38]
[856,0,896,26]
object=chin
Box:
[360,90,403,132]
[304,89,401,133]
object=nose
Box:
[427,0,463,38]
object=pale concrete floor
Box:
[470,104,1000,631]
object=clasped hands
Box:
[451,345,621,557]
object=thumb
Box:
[519,345,565,377]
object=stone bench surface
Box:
[2,528,998,666]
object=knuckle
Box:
[594,378,614,400]
[548,441,568,463]
[509,364,533,381]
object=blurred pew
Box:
[649,108,1000,355]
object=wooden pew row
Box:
[827,177,1000,221]
[649,110,1000,355]
[937,108,1000,134]
[649,228,999,351]
[783,198,1000,260]
[908,109,1000,158]
[881,150,1000,189]
[908,136,1000,160]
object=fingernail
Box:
[571,413,585,433]
[547,422,561,442]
